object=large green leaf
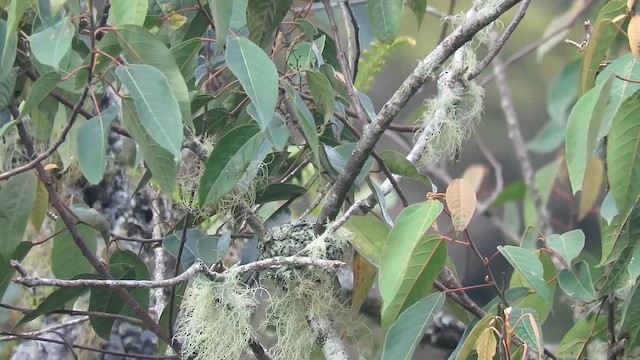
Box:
[381,292,445,360]
[225,35,278,130]
[406,0,427,28]
[622,281,640,349]
[596,54,640,138]
[380,150,432,187]
[246,0,293,47]
[255,183,306,204]
[599,205,640,266]
[509,251,556,323]
[283,82,320,168]
[306,69,335,123]
[108,0,147,26]
[115,64,183,156]
[451,315,495,360]
[343,215,390,267]
[114,25,191,128]
[77,106,118,184]
[29,16,75,69]
[209,0,248,49]
[170,38,203,83]
[121,98,177,193]
[509,308,543,353]
[498,245,552,306]
[0,242,32,303]
[198,125,263,206]
[0,19,17,79]
[379,200,445,330]
[19,71,62,120]
[556,317,607,358]
[0,172,37,256]
[607,90,640,220]
[558,261,596,300]
[0,67,17,111]
[367,0,404,43]
[546,229,585,265]
[579,0,626,94]
[51,223,97,279]
[565,78,611,193]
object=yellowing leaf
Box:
[351,251,377,314]
[446,178,477,233]
[475,328,497,360]
[461,164,488,194]
[579,156,604,220]
[629,15,640,60]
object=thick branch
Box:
[314,0,523,233]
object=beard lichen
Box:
[174,274,257,360]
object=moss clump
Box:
[174,275,257,360]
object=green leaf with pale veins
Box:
[77,106,118,184]
[283,82,320,169]
[558,261,596,300]
[209,0,248,49]
[170,38,203,82]
[108,0,148,26]
[498,245,552,306]
[51,222,97,279]
[198,125,263,206]
[122,98,177,194]
[607,89,640,221]
[379,201,445,330]
[0,19,17,79]
[546,229,585,265]
[19,71,62,119]
[0,172,37,256]
[114,25,192,128]
[367,0,404,43]
[29,16,75,69]
[380,150,432,187]
[225,35,278,130]
[115,64,183,156]
[246,0,293,47]
[381,292,445,360]
[306,69,335,123]
[343,215,390,267]
[565,78,611,193]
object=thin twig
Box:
[0,316,89,342]
[13,257,346,289]
[0,303,143,326]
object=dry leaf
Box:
[446,178,477,233]
[578,155,604,220]
[351,251,377,314]
[461,164,489,194]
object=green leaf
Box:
[355,37,415,93]
[451,315,495,360]
[546,229,585,265]
[264,112,289,151]
[170,38,203,82]
[255,183,306,204]
[509,251,556,323]
[115,25,191,128]
[323,143,374,185]
[367,0,404,43]
[246,0,293,47]
[566,78,611,193]
[379,200,445,329]
[598,242,636,295]
[406,0,427,27]
[0,67,17,111]
[29,16,75,69]
[108,0,147,26]
[122,98,177,193]
[283,82,320,169]
[225,35,278,130]
[343,215,390,267]
[599,205,640,266]
[0,19,18,79]
[558,261,596,300]
[556,317,607,358]
[491,181,526,206]
[0,172,37,256]
[607,89,640,220]
[30,180,48,232]
[17,274,98,326]
[115,64,183,156]
[628,244,640,282]
[381,292,445,360]
[596,54,640,138]
[380,150,432,187]
[306,69,335,123]
[498,245,552,306]
[51,223,97,279]
[71,203,111,245]
[77,106,118,184]
[623,281,640,348]
[209,0,248,49]
[163,229,225,267]
[579,0,626,94]
[509,308,543,353]
[19,71,62,119]
[198,125,262,206]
